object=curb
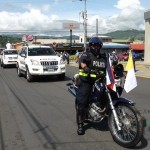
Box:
[136,75,150,79]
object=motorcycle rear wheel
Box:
[108,104,144,148]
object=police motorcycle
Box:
[67,65,144,148]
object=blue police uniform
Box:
[76,51,106,127]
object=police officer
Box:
[76,37,106,135]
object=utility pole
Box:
[80,0,87,51]
[70,29,72,52]
[96,18,98,37]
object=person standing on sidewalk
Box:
[65,52,70,64]
[75,50,80,63]
[132,50,136,71]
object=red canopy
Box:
[130,43,144,51]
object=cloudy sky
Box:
[0,0,149,35]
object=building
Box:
[130,43,144,53]
[79,34,112,43]
[144,9,150,63]
[12,35,130,54]
[112,39,131,44]
[102,43,129,54]
[12,39,83,54]
[79,34,129,53]
[12,42,25,50]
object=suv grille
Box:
[41,61,58,66]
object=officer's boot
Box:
[77,115,85,135]
[77,123,84,135]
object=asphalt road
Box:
[0,65,149,150]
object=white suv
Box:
[0,49,18,68]
[16,45,66,82]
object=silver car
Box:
[0,49,18,68]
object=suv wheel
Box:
[3,63,6,68]
[26,67,33,82]
[1,61,3,67]
[17,65,22,77]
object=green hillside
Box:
[0,35,21,48]
[104,29,145,40]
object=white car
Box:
[16,45,66,82]
[0,49,18,68]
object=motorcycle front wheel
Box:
[108,104,144,148]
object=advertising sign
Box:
[27,35,34,41]
[63,22,80,29]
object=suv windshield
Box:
[28,47,56,56]
[4,50,17,55]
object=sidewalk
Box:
[122,61,150,78]
[68,61,150,79]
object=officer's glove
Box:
[97,71,105,78]
[84,67,91,74]
[99,71,105,76]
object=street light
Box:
[80,0,87,51]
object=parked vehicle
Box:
[0,49,18,68]
[140,53,144,61]
[117,53,129,61]
[67,73,144,148]
[134,53,144,61]
[0,48,4,54]
[0,50,3,62]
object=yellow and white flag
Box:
[124,51,137,93]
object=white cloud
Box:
[87,0,145,33]
[114,0,141,9]
[24,3,50,13]
[0,8,62,31]
[0,0,147,34]
[51,15,59,21]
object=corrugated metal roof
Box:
[112,39,130,42]
[102,42,129,49]
[130,43,144,51]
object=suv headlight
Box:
[60,58,65,65]
[30,59,40,65]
